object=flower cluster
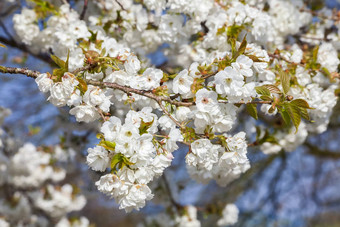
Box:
[3,0,339,220]
[0,107,90,226]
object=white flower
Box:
[214,67,244,97]
[186,139,220,171]
[175,106,191,122]
[35,73,53,93]
[176,205,201,227]
[83,85,112,112]
[69,105,100,123]
[67,89,82,106]
[48,73,79,107]
[224,132,248,164]
[118,123,140,142]
[195,88,219,113]
[95,174,115,195]
[163,127,183,152]
[173,69,194,98]
[124,55,141,75]
[217,204,239,226]
[232,55,253,77]
[101,116,122,141]
[317,42,340,73]
[159,115,176,130]
[130,68,163,90]
[151,153,173,177]
[260,142,282,155]
[86,146,110,172]
[158,14,184,43]
[31,184,86,218]
[119,184,154,212]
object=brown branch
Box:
[0,4,20,18]
[0,36,54,65]
[157,100,184,129]
[87,80,194,107]
[218,100,272,105]
[0,66,40,78]
[0,66,273,109]
[305,142,340,159]
[80,0,88,20]
[115,0,125,10]
[71,63,98,75]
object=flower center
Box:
[202,97,209,104]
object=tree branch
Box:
[0,36,54,65]
[80,0,88,20]
[0,66,40,78]
[0,66,271,110]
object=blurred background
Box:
[1,0,340,226]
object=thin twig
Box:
[0,4,20,18]
[114,0,125,10]
[218,100,272,105]
[0,66,274,109]
[157,100,184,129]
[80,0,88,20]
[0,36,54,65]
[0,66,40,78]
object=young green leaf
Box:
[279,107,291,126]
[278,69,290,94]
[51,55,66,68]
[246,103,258,120]
[262,84,282,94]
[290,99,313,109]
[76,77,88,94]
[255,86,271,96]
[237,35,247,57]
[139,118,154,135]
[99,140,116,151]
[285,104,301,133]
[298,107,310,121]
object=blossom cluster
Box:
[0,108,90,226]
[4,0,340,225]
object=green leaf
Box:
[262,84,282,94]
[279,108,291,126]
[238,35,247,56]
[99,140,116,151]
[52,68,65,79]
[65,50,70,72]
[96,133,104,139]
[260,95,273,101]
[76,77,88,94]
[247,55,263,62]
[290,99,313,109]
[0,43,6,48]
[285,104,301,133]
[51,55,66,68]
[111,154,122,169]
[246,103,258,120]
[255,86,271,96]
[312,45,319,63]
[257,129,279,145]
[0,66,7,72]
[278,69,290,94]
[299,107,310,121]
[139,118,154,135]
[226,25,244,40]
